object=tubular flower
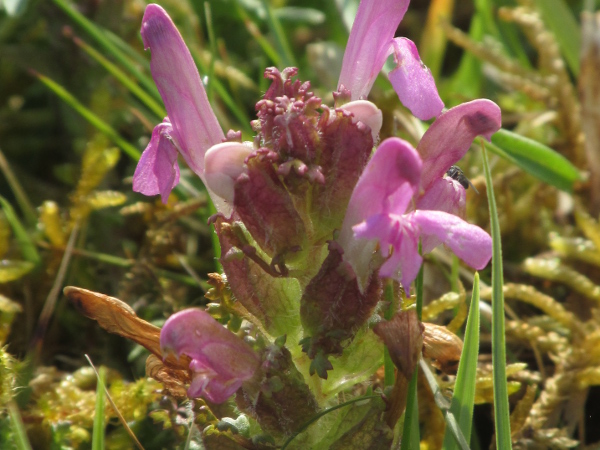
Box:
[338,0,443,120]
[133,4,224,203]
[338,137,492,290]
[160,309,260,403]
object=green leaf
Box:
[535,0,580,76]
[482,145,512,449]
[280,394,382,450]
[488,129,582,193]
[443,273,481,449]
[319,327,383,398]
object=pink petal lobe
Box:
[141,4,224,178]
[338,0,410,100]
[340,100,383,142]
[412,210,492,269]
[160,309,260,403]
[388,38,444,120]
[417,177,467,253]
[133,122,180,203]
[417,177,466,218]
[417,99,501,190]
[204,142,253,204]
[339,137,421,289]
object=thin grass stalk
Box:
[401,254,424,448]
[0,196,40,266]
[92,365,106,450]
[260,0,296,68]
[203,2,217,103]
[8,401,32,450]
[71,35,165,118]
[0,149,36,226]
[482,144,512,448]
[51,0,160,100]
[384,281,396,387]
[34,73,141,160]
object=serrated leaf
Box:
[488,129,582,193]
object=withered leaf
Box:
[64,286,189,370]
[422,322,463,374]
[373,309,424,379]
[146,354,190,400]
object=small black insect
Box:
[446,165,479,194]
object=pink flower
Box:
[133,4,224,203]
[415,99,502,237]
[338,137,492,289]
[338,0,444,120]
[160,309,260,403]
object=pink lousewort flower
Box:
[338,137,493,290]
[338,0,444,120]
[160,309,260,403]
[133,4,224,203]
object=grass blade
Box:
[92,365,107,450]
[488,129,582,193]
[51,0,160,101]
[70,35,165,119]
[401,258,424,449]
[0,196,40,266]
[260,0,296,68]
[443,272,481,449]
[34,72,140,160]
[8,401,32,450]
[534,0,580,76]
[420,360,470,450]
[482,143,512,449]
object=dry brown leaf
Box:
[146,354,190,399]
[374,309,424,379]
[63,286,189,370]
[422,322,463,374]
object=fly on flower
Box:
[446,165,479,194]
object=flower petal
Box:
[416,177,467,253]
[388,38,444,120]
[417,99,502,190]
[354,213,422,288]
[339,137,421,289]
[339,100,383,142]
[160,309,260,403]
[338,0,410,100]
[133,122,180,203]
[141,4,224,177]
[204,142,253,204]
[412,210,492,269]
